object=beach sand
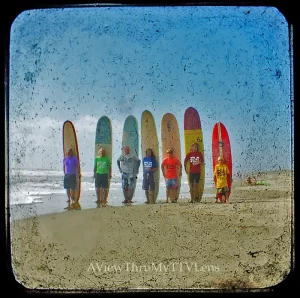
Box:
[9,170,293,291]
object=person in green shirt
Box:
[93,148,112,207]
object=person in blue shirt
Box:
[142,148,158,204]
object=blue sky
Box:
[8,5,293,177]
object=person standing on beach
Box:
[161,148,182,203]
[63,148,80,204]
[142,148,158,204]
[94,148,112,207]
[213,156,231,204]
[117,146,141,203]
[184,142,204,203]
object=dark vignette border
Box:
[3,0,297,296]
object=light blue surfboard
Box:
[122,115,139,201]
[95,116,112,190]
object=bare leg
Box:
[145,190,149,203]
[127,189,133,203]
[66,189,71,202]
[99,187,104,205]
[190,185,194,203]
[224,192,230,204]
[166,188,169,203]
[70,189,75,203]
[122,188,128,203]
[194,183,200,202]
[169,188,176,202]
[96,187,101,204]
[148,190,154,204]
[102,188,109,206]
[215,193,222,203]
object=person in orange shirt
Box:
[161,148,182,203]
[213,156,231,203]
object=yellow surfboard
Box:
[184,107,205,201]
[63,120,81,203]
[161,113,181,200]
[141,110,160,203]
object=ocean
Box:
[8,169,214,220]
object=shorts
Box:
[142,172,155,190]
[216,186,229,195]
[189,173,200,184]
[165,178,178,189]
[122,173,135,190]
[95,173,109,188]
[64,174,77,191]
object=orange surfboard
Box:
[161,113,181,199]
[63,120,81,202]
[141,110,160,202]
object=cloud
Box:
[8,114,128,172]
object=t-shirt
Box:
[161,156,181,179]
[117,154,140,174]
[63,156,78,175]
[94,156,111,174]
[214,163,230,188]
[143,156,158,174]
[184,151,204,174]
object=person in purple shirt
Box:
[63,148,80,203]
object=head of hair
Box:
[145,148,155,158]
[191,142,199,151]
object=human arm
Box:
[183,154,189,172]
[117,158,122,173]
[136,157,141,173]
[161,161,165,178]
[109,166,112,179]
[93,159,97,178]
[213,167,217,184]
[178,160,182,177]
[150,158,158,172]
[63,158,66,174]
[75,158,81,178]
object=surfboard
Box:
[161,113,181,200]
[184,107,205,201]
[255,181,270,186]
[95,116,112,191]
[62,120,81,202]
[122,115,139,201]
[212,122,232,196]
[141,110,160,203]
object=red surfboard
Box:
[212,122,232,194]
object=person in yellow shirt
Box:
[213,156,231,204]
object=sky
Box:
[8,5,293,178]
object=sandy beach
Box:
[9,170,293,291]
